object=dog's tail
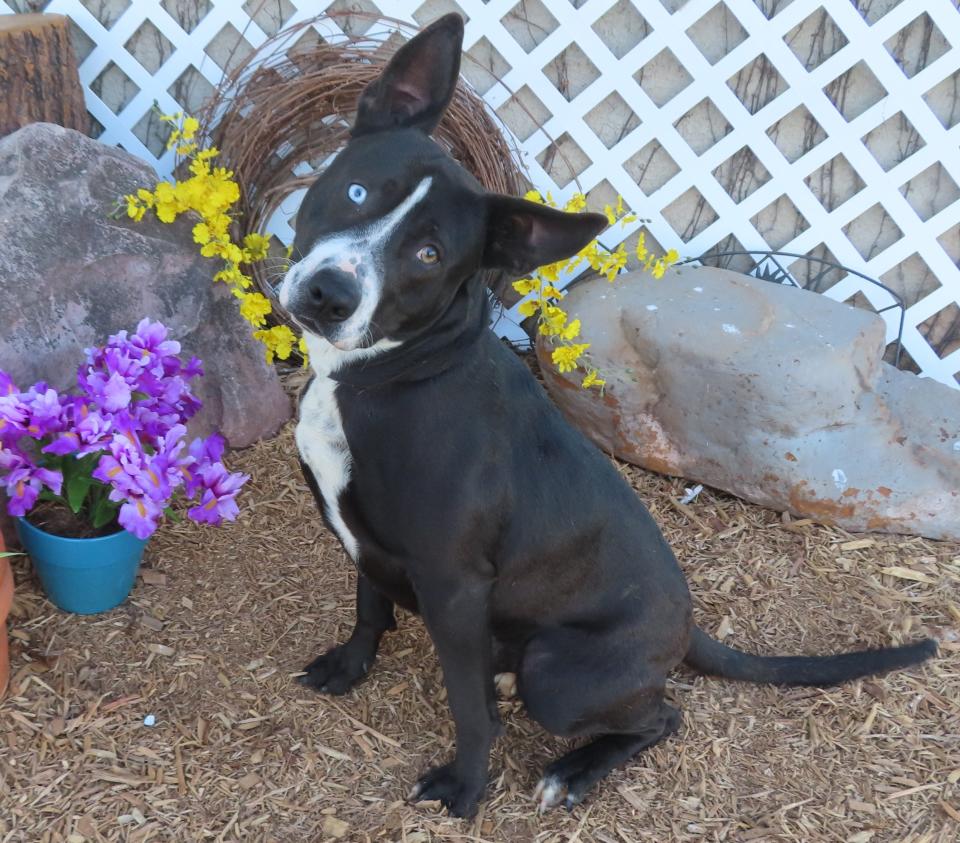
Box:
[684,626,936,687]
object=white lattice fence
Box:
[3,0,959,386]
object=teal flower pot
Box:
[15,518,148,614]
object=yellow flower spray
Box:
[124,111,307,366]
[124,114,677,385]
[512,191,679,389]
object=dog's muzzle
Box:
[289,267,362,335]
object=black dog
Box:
[277,14,936,818]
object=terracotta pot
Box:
[0,532,13,698]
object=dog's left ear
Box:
[352,14,464,137]
[482,196,608,276]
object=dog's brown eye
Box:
[417,245,440,265]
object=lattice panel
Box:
[2,0,959,386]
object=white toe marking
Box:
[494,672,517,698]
[535,776,566,813]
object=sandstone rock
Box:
[0,122,290,448]
[537,265,960,541]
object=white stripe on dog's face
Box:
[279,177,433,350]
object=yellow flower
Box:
[242,233,271,262]
[560,318,581,340]
[192,222,211,245]
[213,266,248,286]
[551,343,590,373]
[580,242,603,271]
[124,195,145,221]
[664,248,679,265]
[581,369,605,389]
[538,305,568,336]
[239,292,272,328]
[635,231,648,263]
[524,189,544,204]
[564,193,587,213]
[155,203,178,223]
[538,260,563,283]
[600,243,628,282]
[512,277,540,296]
[254,325,297,364]
[181,116,199,140]
[518,299,541,318]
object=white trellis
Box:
[2,0,959,386]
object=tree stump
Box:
[0,14,87,138]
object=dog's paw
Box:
[297,644,371,695]
[408,763,484,818]
[533,772,583,813]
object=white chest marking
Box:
[295,333,399,561]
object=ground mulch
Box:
[1,403,958,841]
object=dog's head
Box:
[279,13,606,352]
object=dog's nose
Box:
[303,268,361,324]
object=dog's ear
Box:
[352,14,464,137]
[482,196,608,276]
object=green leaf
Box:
[66,474,93,514]
[91,495,118,530]
[164,506,181,524]
[0,551,24,558]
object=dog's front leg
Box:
[409,575,499,818]
[298,574,396,694]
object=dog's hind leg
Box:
[519,627,683,811]
[533,708,681,812]
[298,574,395,694]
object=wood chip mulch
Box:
[2,414,958,842]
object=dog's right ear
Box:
[352,14,464,137]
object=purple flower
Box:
[3,463,63,517]
[117,495,164,540]
[20,385,64,439]
[92,432,147,498]
[0,374,27,442]
[0,444,30,474]
[82,369,133,413]
[187,462,248,525]
[190,433,225,464]
[43,400,113,456]
[1,321,242,534]
[131,318,181,360]
[183,356,203,379]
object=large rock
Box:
[537,266,960,541]
[0,122,290,447]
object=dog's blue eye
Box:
[347,184,367,204]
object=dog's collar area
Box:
[330,281,490,388]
